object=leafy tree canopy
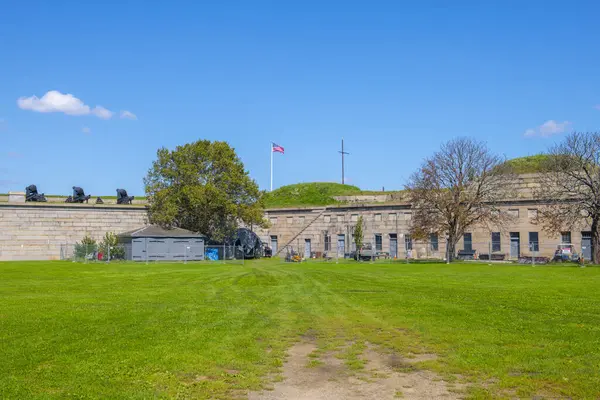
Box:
[144,140,266,241]
[353,215,364,255]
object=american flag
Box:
[272,143,285,154]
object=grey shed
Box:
[118,225,206,261]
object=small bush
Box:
[74,234,98,260]
[98,232,125,260]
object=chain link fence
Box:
[59,243,246,264]
[275,237,443,264]
[3,235,590,266]
[271,236,590,266]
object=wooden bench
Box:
[457,250,476,260]
[479,253,506,261]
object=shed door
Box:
[191,239,205,260]
[170,239,191,260]
[132,238,145,260]
[582,231,592,260]
[147,238,168,259]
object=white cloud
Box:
[18,91,91,115]
[524,120,570,137]
[120,110,137,120]
[92,106,113,120]
[17,90,114,119]
[82,126,92,134]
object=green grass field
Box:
[1,260,599,399]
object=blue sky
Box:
[1,0,599,195]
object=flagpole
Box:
[270,142,273,192]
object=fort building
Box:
[0,173,592,261]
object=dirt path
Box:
[248,341,465,400]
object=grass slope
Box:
[1,260,599,399]
[504,154,549,174]
[263,182,361,208]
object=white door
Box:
[337,235,345,258]
[304,239,311,258]
[270,236,278,254]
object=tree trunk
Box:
[447,236,458,262]
[592,217,600,265]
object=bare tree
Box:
[535,132,600,263]
[405,138,514,261]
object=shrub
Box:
[74,234,97,260]
[98,232,125,260]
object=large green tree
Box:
[144,140,267,241]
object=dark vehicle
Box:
[263,245,272,258]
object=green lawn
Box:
[1,260,599,399]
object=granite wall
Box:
[0,172,590,261]
[256,201,590,260]
[0,204,147,261]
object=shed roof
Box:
[118,225,206,238]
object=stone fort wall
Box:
[0,204,147,261]
[251,173,586,260]
[256,201,591,260]
[0,173,591,261]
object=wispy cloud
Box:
[524,120,571,137]
[17,90,114,119]
[0,118,6,131]
[120,110,137,120]
[92,106,113,119]
[82,126,92,135]
[594,105,600,111]
[7,151,23,158]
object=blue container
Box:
[205,247,219,261]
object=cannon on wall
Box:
[116,189,135,205]
[65,186,91,203]
[25,185,47,202]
